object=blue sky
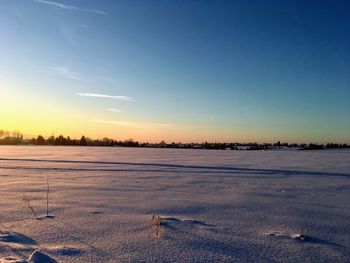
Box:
[0,0,349,142]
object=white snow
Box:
[0,146,349,262]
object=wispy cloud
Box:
[92,119,137,127]
[107,108,123,113]
[52,66,82,80]
[78,93,135,101]
[92,119,174,128]
[32,0,108,15]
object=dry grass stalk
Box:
[22,195,38,219]
[151,215,163,237]
[46,173,49,217]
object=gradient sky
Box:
[0,0,349,143]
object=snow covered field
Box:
[0,146,349,262]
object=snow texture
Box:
[0,146,349,262]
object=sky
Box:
[0,0,349,143]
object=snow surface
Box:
[0,146,349,262]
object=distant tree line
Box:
[0,130,23,145]
[0,130,349,150]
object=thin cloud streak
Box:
[92,119,174,128]
[78,93,135,101]
[107,108,123,113]
[32,0,108,15]
[92,119,137,127]
[53,67,82,80]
